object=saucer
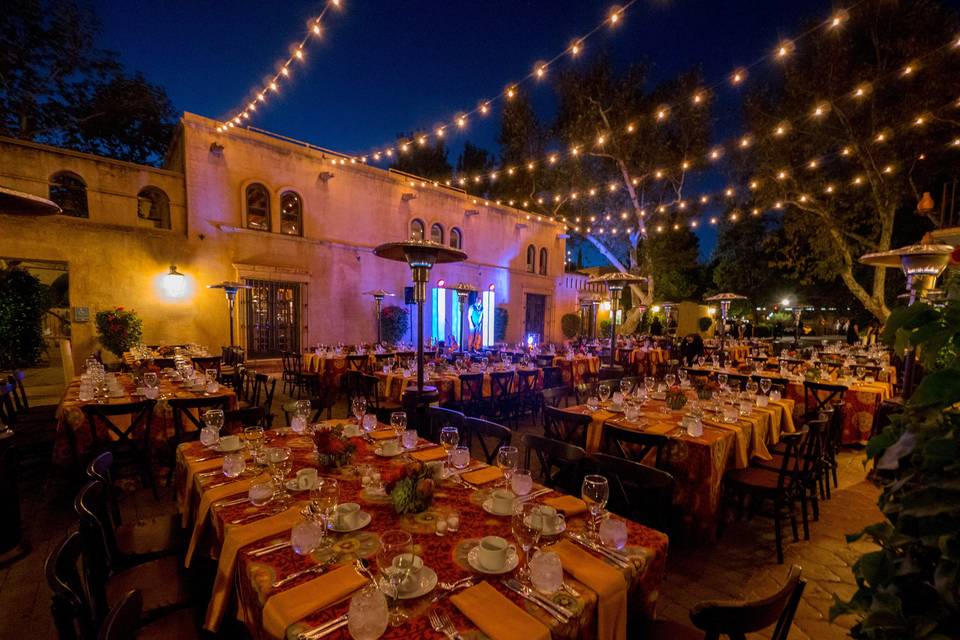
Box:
[327,511,372,532]
[215,442,245,453]
[379,566,438,599]
[524,514,566,536]
[467,544,519,575]
[482,497,515,517]
[284,479,314,492]
[374,446,404,458]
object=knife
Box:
[566,533,630,568]
[506,578,574,619]
[299,614,348,639]
[501,579,570,623]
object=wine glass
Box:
[203,408,224,432]
[390,412,407,436]
[497,445,519,488]
[352,397,367,424]
[644,376,656,396]
[664,373,676,387]
[512,502,542,583]
[717,373,728,390]
[243,426,265,471]
[677,369,688,385]
[310,478,339,543]
[597,383,611,404]
[760,378,772,395]
[856,366,865,381]
[439,425,460,476]
[746,380,759,396]
[266,447,293,507]
[378,530,413,627]
[581,475,610,541]
[619,379,633,395]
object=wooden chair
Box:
[81,400,158,499]
[166,396,231,485]
[487,371,515,424]
[541,366,564,390]
[456,373,485,417]
[249,373,277,426]
[574,381,599,405]
[346,354,371,374]
[520,433,586,495]
[646,565,805,640]
[425,406,465,443]
[802,381,846,420]
[600,422,669,468]
[5,371,58,463]
[223,406,265,433]
[543,406,591,449]
[46,530,95,640]
[541,386,572,411]
[535,355,555,368]
[463,417,512,465]
[189,356,221,379]
[98,589,202,640]
[588,453,674,533]
[515,369,541,420]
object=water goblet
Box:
[512,502,542,583]
[856,366,865,381]
[310,478,339,542]
[203,408,224,432]
[619,379,633,395]
[266,447,293,506]
[497,445,519,488]
[439,425,459,475]
[597,383,611,404]
[677,369,688,385]
[377,530,413,626]
[717,373,728,390]
[581,474,610,541]
[243,426,265,470]
[644,376,656,395]
[760,378,772,395]
[390,412,407,436]
[665,373,676,387]
[351,397,367,425]
[510,468,533,496]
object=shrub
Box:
[561,313,581,339]
[494,307,508,343]
[0,267,45,368]
[698,316,713,333]
[95,307,143,359]
[599,319,611,339]
[379,305,409,344]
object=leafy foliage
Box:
[698,316,713,333]
[379,305,409,345]
[0,267,45,368]
[388,134,452,182]
[830,301,960,638]
[560,313,581,339]
[384,461,434,514]
[94,307,142,359]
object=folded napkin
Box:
[178,455,224,526]
[771,399,796,433]
[369,430,399,441]
[552,540,627,640]
[462,466,504,485]
[585,409,616,452]
[411,447,447,462]
[702,419,749,468]
[203,504,304,631]
[451,581,550,640]
[185,474,267,568]
[543,495,587,517]
[262,565,368,640]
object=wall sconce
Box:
[161,265,187,299]
[319,171,335,182]
[401,192,417,201]
[707,306,717,316]
[464,209,479,216]
[209,143,224,157]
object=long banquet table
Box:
[552,354,601,385]
[176,424,669,639]
[375,367,545,404]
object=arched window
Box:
[410,218,425,240]
[539,247,548,275]
[245,183,271,231]
[136,187,170,229]
[526,245,536,273]
[280,191,303,236]
[49,172,88,218]
[450,227,462,250]
[430,223,444,244]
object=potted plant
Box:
[95,307,143,359]
[379,305,409,344]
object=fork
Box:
[438,612,463,640]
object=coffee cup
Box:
[391,553,424,592]
[477,535,509,571]
[491,489,515,515]
[334,502,362,529]
[296,468,318,491]
[219,435,241,451]
[380,439,401,455]
[533,505,564,534]
[341,423,360,438]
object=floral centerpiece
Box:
[383,461,434,514]
[665,385,688,411]
[692,378,718,401]
[313,426,356,469]
[95,307,143,359]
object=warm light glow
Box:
[731,68,746,85]
[160,265,187,300]
[506,86,516,99]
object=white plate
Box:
[482,497,514,517]
[285,479,314,492]
[327,511,372,533]
[379,566,438,600]
[467,544,519,575]
[215,442,245,453]
[374,446,404,458]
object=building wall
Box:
[0,115,577,370]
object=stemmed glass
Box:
[644,376,656,396]
[352,397,367,425]
[390,412,407,436]
[619,379,633,395]
[746,380,759,396]
[581,475,610,542]
[310,478,339,543]
[677,369,688,386]
[439,426,460,476]
[497,445,519,489]
[856,366,866,382]
[378,530,414,627]
[266,447,293,507]
[243,426,265,472]
[760,378,772,396]
[512,502,542,583]
[717,373,728,391]
[665,373,676,387]
[200,409,224,448]
[597,383,611,404]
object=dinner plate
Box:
[284,479,314,492]
[214,442,245,453]
[467,544,519,575]
[327,511,372,532]
[482,497,514,517]
[379,566,438,599]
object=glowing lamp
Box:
[162,265,187,299]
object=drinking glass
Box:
[205,367,218,384]
[581,475,610,541]
[717,373,728,390]
[291,517,324,555]
[856,366,866,381]
[677,369,688,385]
[746,380,758,396]
[223,452,246,478]
[295,399,311,418]
[665,373,676,387]
[760,378,772,395]
[512,502,542,583]
[377,530,413,626]
[401,429,418,450]
[711,355,720,368]
[449,445,470,471]
[143,372,158,389]
[619,379,632,395]
[497,445,519,488]
[203,408,225,432]
[266,447,293,507]
[597,383,611,404]
[585,395,601,412]
[352,397,367,424]
[644,376,656,395]
[390,412,407,436]
[310,478,339,542]
[243,426,265,470]
[347,584,389,640]
[510,468,533,496]
[200,426,220,448]
[439,425,459,452]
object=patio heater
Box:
[788,303,809,344]
[588,272,647,373]
[705,292,747,367]
[207,281,253,347]
[363,289,395,345]
[374,240,467,408]
[452,283,478,353]
[860,243,955,397]
[657,301,677,336]
[0,186,60,216]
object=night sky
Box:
[92,0,843,258]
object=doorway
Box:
[524,293,546,343]
[244,278,301,358]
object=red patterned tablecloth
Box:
[375,368,543,404]
[553,355,601,386]
[176,428,669,638]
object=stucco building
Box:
[0,113,585,370]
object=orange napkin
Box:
[262,565,368,640]
[203,504,304,631]
[543,495,588,517]
[462,466,504,485]
[411,447,447,462]
[178,455,224,526]
[552,540,627,640]
[184,474,268,568]
[369,430,399,441]
[451,581,550,640]
[702,419,749,468]
[584,409,616,452]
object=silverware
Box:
[561,581,581,599]
[566,533,630,568]
[197,469,222,479]
[213,496,248,509]
[205,478,243,490]
[248,540,291,557]
[299,614,348,640]
[429,610,463,640]
[272,556,339,589]
[428,576,475,604]
[501,579,570,623]
[515,488,552,503]
[506,578,574,619]
[229,508,283,525]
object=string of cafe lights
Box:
[216,0,343,133]
[354,1,641,163]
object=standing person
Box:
[650,316,663,336]
[846,320,860,345]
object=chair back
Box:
[224,406,265,432]
[46,530,95,640]
[191,356,222,377]
[600,423,668,467]
[281,351,302,375]
[690,565,805,640]
[250,373,277,415]
[7,370,29,413]
[588,453,674,533]
[574,381,598,405]
[752,374,789,389]
[540,366,564,389]
[74,481,118,620]
[535,355,555,368]
[167,396,231,444]
[803,381,846,418]
[488,371,514,401]
[541,386,571,410]
[80,400,156,453]
[98,589,142,640]
[347,354,371,373]
[86,451,122,527]
[516,369,539,395]
[463,417,512,465]
[543,406,591,448]
[458,373,484,404]
[221,345,245,367]
[520,433,586,495]
[425,406,465,443]
[341,371,379,415]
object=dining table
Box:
[552,354,601,386]
[52,372,237,470]
[374,367,545,405]
[560,390,795,542]
[176,423,669,639]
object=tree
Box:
[741,0,960,321]
[389,134,452,182]
[712,213,785,314]
[0,267,45,368]
[0,0,176,166]
[456,142,494,177]
[641,227,706,302]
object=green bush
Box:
[599,319,611,339]
[379,305,409,344]
[0,267,45,368]
[494,307,508,343]
[698,316,713,333]
[561,313,581,339]
[95,307,143,359]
